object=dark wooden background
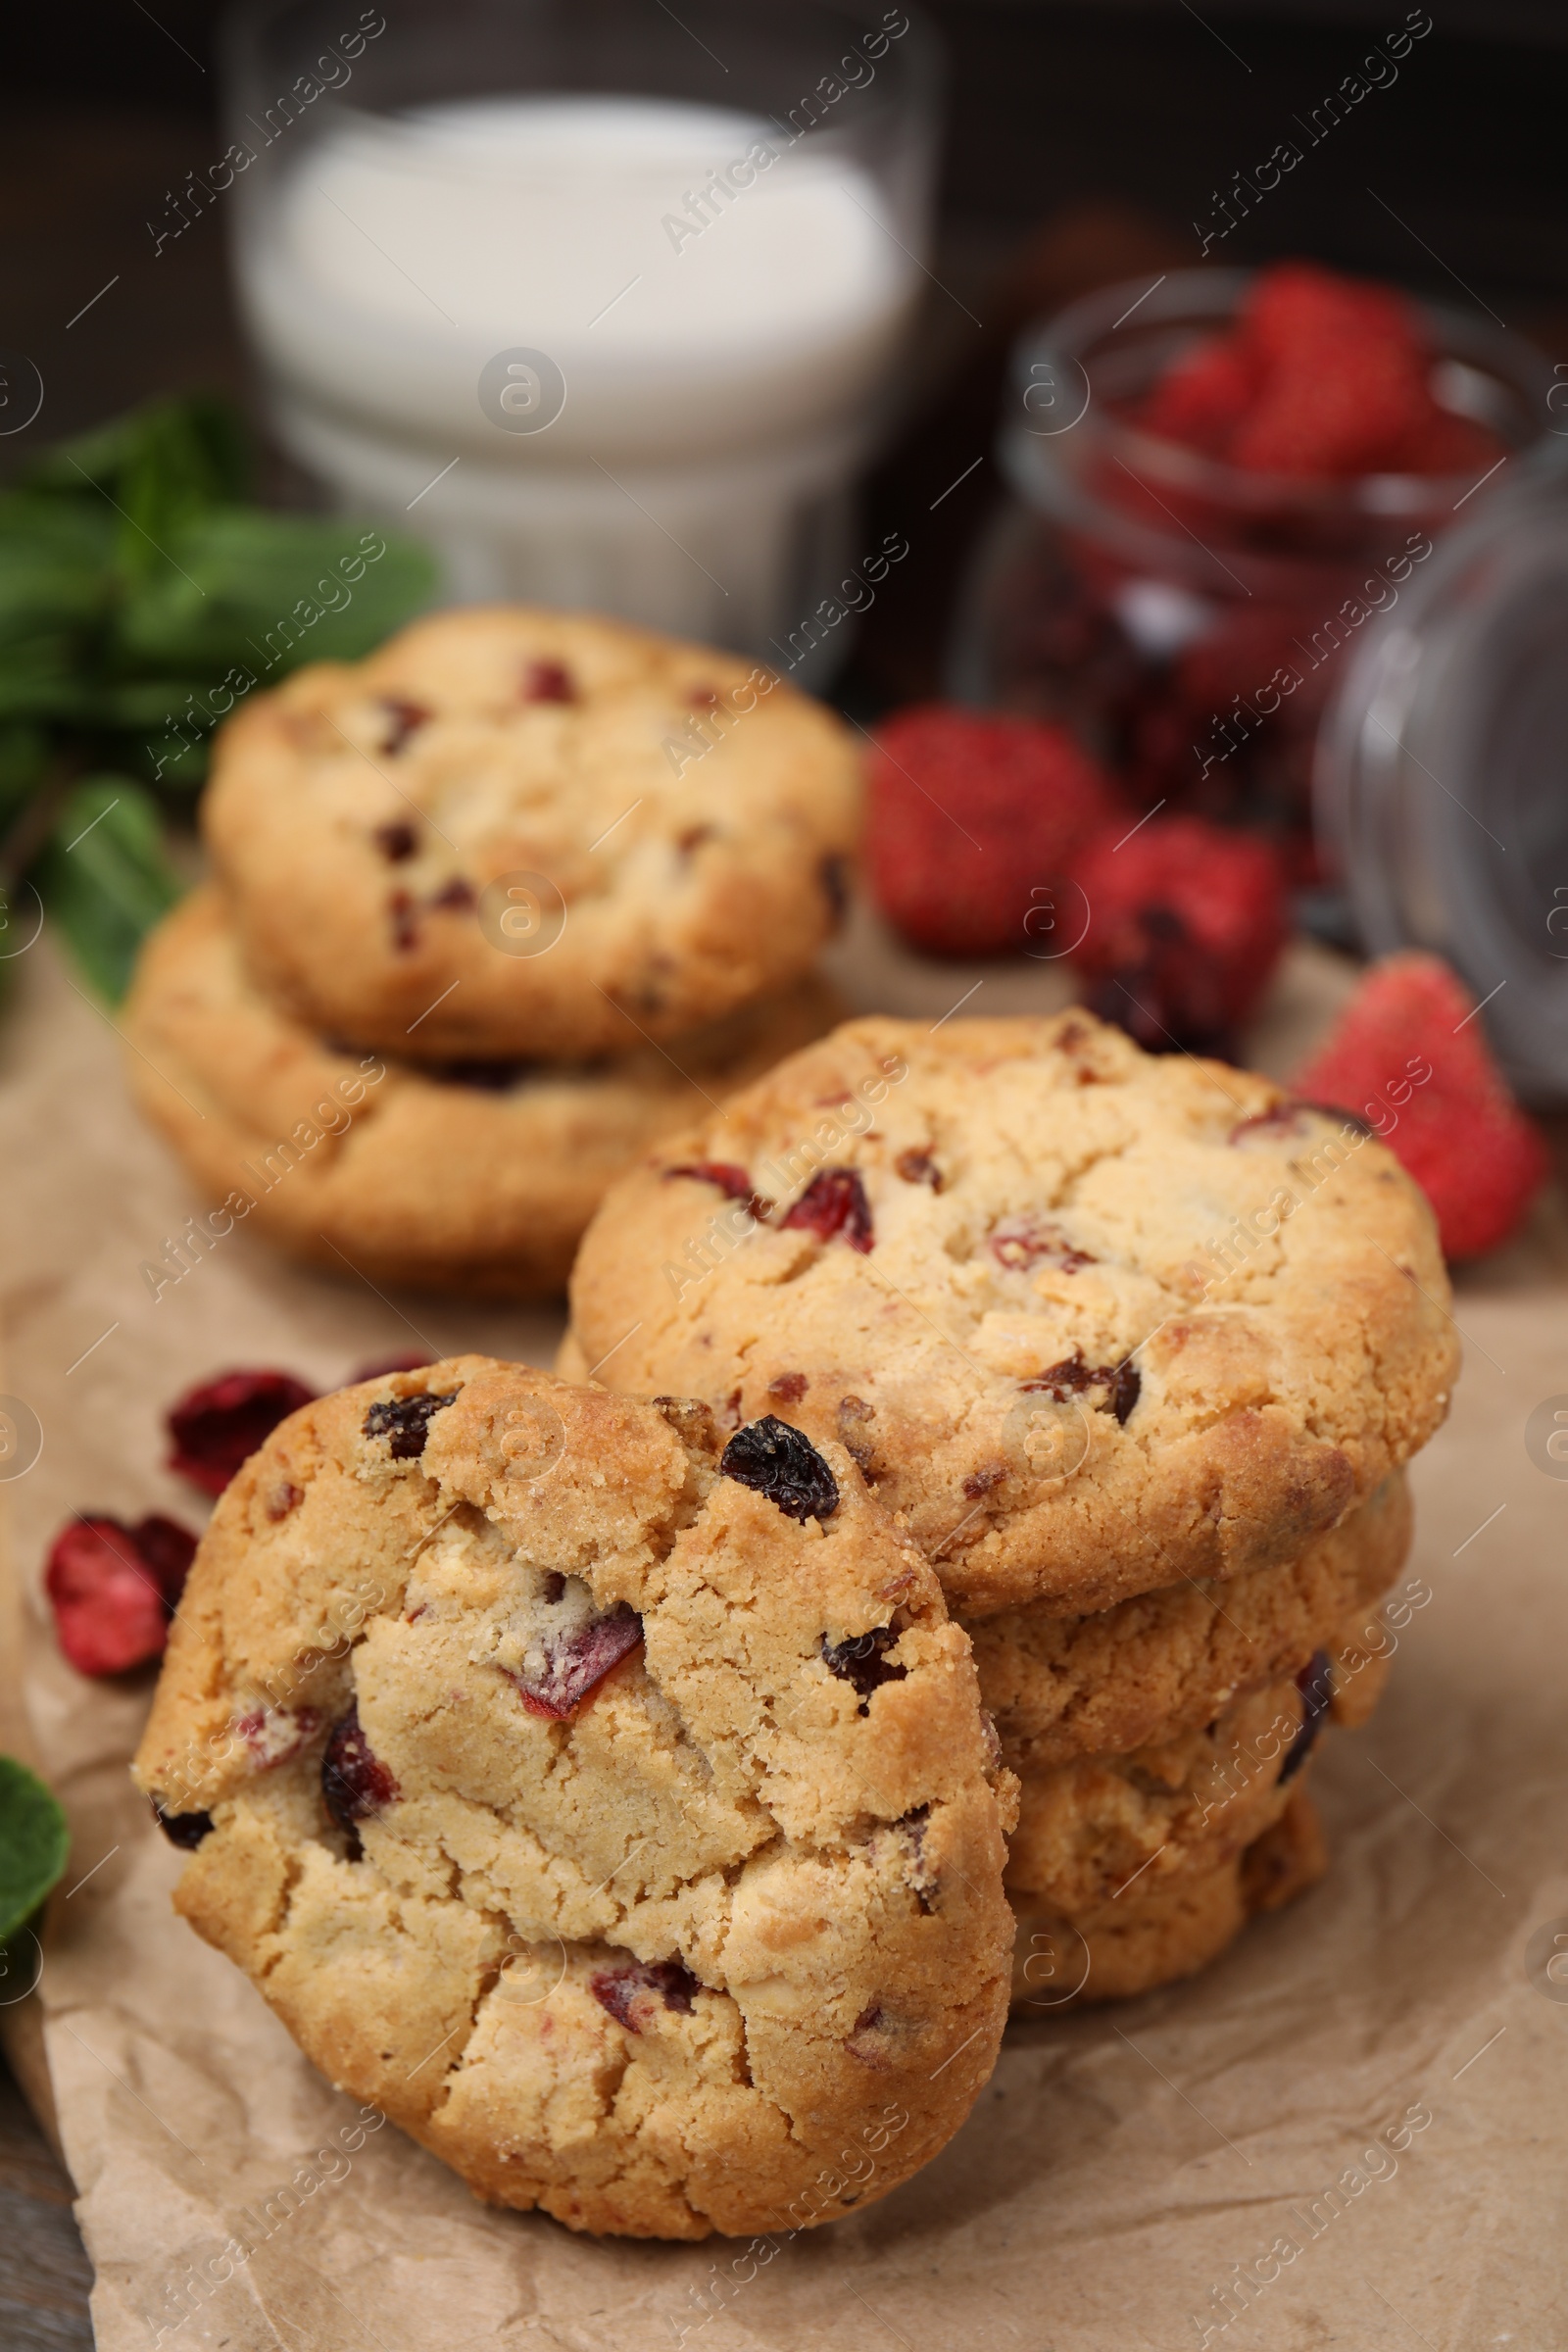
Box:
[3,1,1565,2337]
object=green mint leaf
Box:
[31,777,183,1000]
[23,396,252,555]
[0,1755,70,1945]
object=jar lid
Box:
[1317,461,1568,1102]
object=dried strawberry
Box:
[1136,333,1258,457]
[509,1609,644,1720]
[1068,812,1286,1054]
[1291,952,1548,1259]
[782,1168,873,1251]
[45,1514,196,1677]
[322,1702,399,1825]
[865,705,1123,957]
[168,1370,317,1496]
[589,1958,701,2029]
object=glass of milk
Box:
[220,0,939,677]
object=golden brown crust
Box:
[122,888,839,1298]
[133,1360,1014,2240]
[201,606,859,1061]
[969,1472,1410,1773]
[565,1011,1458,1615]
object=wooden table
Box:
[0,2053,93,2350]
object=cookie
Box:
[123,889,838,1299]
[969,1470,1410,1775]
[1009,1788,1327,2011]
[201,607,859,1061]
[564,1010,1458,1615]
[131,1361,1015,2240]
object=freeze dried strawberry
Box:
[1241,263,1417,369]
[1376,404,1505,478]
[720,1417,839,1523]
[1291,952,1548,1259]
[1068,813,1286,1054]
[45,1514,197,1676]
[509,1609,644,1720]
[1136,333,1258,457]
[168,1369,316,1496]
[865,705,1123,957]
[322,1702,399,1825]
[782,1167,873,1251]
[589,1958,701,2030]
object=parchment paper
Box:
[5,908,1568,2352]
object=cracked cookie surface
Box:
[201,606,859,1060]
[122,888,838,1299]
[564,1011,1457,1615]
[131,1358,1014,2239]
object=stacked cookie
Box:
[123,608,858,1297]
[561,1009,1459,2008]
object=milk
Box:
[235,96,920,662]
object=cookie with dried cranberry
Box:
[131,1358,1015,2240]
[564,1009,1458,1616]
[123,888,840,1299]
[970,1469,1409,1776]
[201,606,858,1061]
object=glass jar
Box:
[955,270,1563,918]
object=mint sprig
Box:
[0,1755,70,1945]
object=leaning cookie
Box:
[969,1471,1410,1776]
[131,1361,1015,2240]
[201,606,859,1061]
[122,889,839,1298]
[564,1010,1458,1616]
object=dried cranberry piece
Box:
[720,1416,839,1524]
[389,890,419,952]
[663,1161,772,1219]
[781,1167,873,1252]
[821,1625,906,1712]
[362,1390,459,1461]
[522,659,575,704]
[154,1803,214,1848]
[322,1703,400,1827]
[168,1370,317,1496]
[509,1608,644,1721]
[589,1958,701,2031]
[1279,1649,1335,1784]
[430,876,475,911]
[1022,1353,1140,1424]
[895,1149,942,1191]
[374,820,418,861]
[988,1218,1095,1273]
[379,697,430,754]
[45,1514,197,1676]
[767,1372,808,1403]
[235,1704,318,1769]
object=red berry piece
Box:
[373,820,418,861]
[322,1702,400,1826]
[589,1957,701,2031]
[1291,951,1548,1260]
[782,1168,873,1252]
[235,1704,319,1770]
[168,1369,317,1496]
[522,659,575,704]
[988,1218,1095,1273]
[509,1608,644,1721]
[45,1514,196,1676]
[720,1416,839,1524]
[865,705,1123,957]
[663,1162,773,1218]
[820,1625,906,1713]
[1279,1650,1335,1785]
[379,697,430,754]
[1069,812,1287,1055]
[362,1390,459,1462]
[1022,1352,1140,1424]
[1136,332,1258,457]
